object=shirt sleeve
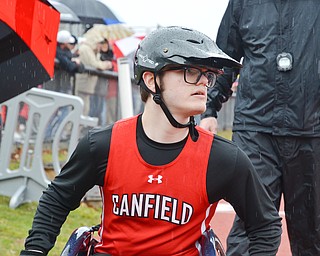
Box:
[206,136,282,255]
[23,126,112,254]
[56,52,79,74]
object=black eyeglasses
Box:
[161,66,219,88]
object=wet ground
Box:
[210,199,291,256]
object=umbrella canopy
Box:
[49,0,81,23]
[0,0,60,103]
[54,0,121,26]
[113,36,142,58]
[84,24,134,42]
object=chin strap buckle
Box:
[189,116,199,142]
[153,94,162,105]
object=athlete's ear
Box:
[142,71,156,93]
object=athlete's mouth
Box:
[192,90,205,96]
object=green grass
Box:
[0,195,101,256]
[1,130,232,255]
[217,129,232,140]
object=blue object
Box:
[60,225,224,256]
[60,226,98,256]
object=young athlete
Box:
[20,26,281,256]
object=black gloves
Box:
[201,68,237,119]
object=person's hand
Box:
[71,57,81,65]
[101,60,113,70]
[199,117,218,134]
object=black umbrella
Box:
[49,0,81,24]
[0,0,60,103]
[54,0,121,26]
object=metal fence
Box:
[0,89,98,208]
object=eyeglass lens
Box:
[184,67,217,88]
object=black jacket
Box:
[203,0,320,137]
[43,46,84,93]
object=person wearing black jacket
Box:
[43,30,85,139]
[90,38,115,126]
[20,26,281,256]
[200,1,320,255]
[43,30,84,94]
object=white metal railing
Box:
[0,88,97,208]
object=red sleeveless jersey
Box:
[95,116,217,255]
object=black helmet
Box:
[134,26,241,85]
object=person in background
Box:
[99,38,118,126]
[99,38,115,63]
[43,30,84,94]
[70,34,78,55]
[20,26,281,256]
[43,30,84,140]
[200,1,320,255]
[75,33,113,119]
[92,38,115,126]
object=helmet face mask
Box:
[134,26,241,85]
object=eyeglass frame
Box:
[159,66,222,88]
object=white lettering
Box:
[112,194,119,215]
[160,196,171,222]
[181,203,193,224]
[154,194,161,219]
[171,198,180,224]
[119,194,129,216]
[138,53,155,65]
[144,194,155,217]
[131,193,143,217]
[111,193,193,225]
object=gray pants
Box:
[226,131,320,256]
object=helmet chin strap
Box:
[151,80,199,142]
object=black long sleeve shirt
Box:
[23,115,281,255]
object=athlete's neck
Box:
[141,106,189,144]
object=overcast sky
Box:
[100,0,229,40]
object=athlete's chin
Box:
[188,106,206,116]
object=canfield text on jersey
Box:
[112,193,193,225]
